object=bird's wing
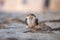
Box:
[25,18,28,25]
[35,18,38,25]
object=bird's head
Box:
[27,14,36,19]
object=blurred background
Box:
[0,0,60,13]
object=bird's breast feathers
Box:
[27,17,36,26]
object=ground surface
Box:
[0,12,60,40]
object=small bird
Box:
[24,14,60,33]
[25,14,38,29]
